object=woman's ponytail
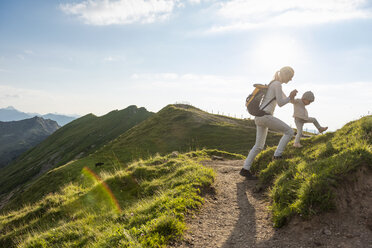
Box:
[270,66,294,84]
[270,71,280,83]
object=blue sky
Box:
[1,0,372,131]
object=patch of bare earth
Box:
[169,160,372,248]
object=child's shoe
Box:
[318,127,328,133]
[293,143,303,148]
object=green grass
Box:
[250,115,372,227]
[0,149,244,247]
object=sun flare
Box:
[251,35,304,73]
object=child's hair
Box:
[270,66,294,83]
[302,91,315,102]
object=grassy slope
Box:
[0,106,153,197]
[0,150,243,248]
[2,104,280,210]
[251,115,372,227]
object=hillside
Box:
[171,160,371,248]
[0,150,241,247]
[1,104,281,210]
[0,117,59,168]
[0,105,153,208]
[250,115,372,227]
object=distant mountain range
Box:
[0,117,60,168]
[0,105,154,207]
[0,106,78,126]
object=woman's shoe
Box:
[293,143,303,148]
[239,168,258,180]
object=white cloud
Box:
[60,0,177,25]
[209,0,372,32]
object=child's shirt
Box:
[291,98,309,120]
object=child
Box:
[291,91,328,148]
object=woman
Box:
[240,66,297,179]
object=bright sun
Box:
[250,35,304,73]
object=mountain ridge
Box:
[0,116,60,168]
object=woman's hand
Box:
[289,89,298,100]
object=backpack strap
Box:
[260,97,276,111]
[259,81,276,112]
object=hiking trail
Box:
[170,160,372,248]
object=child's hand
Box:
[289,89,298,100]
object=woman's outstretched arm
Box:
[274,83,290,107]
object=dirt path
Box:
[170,160,372,248]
